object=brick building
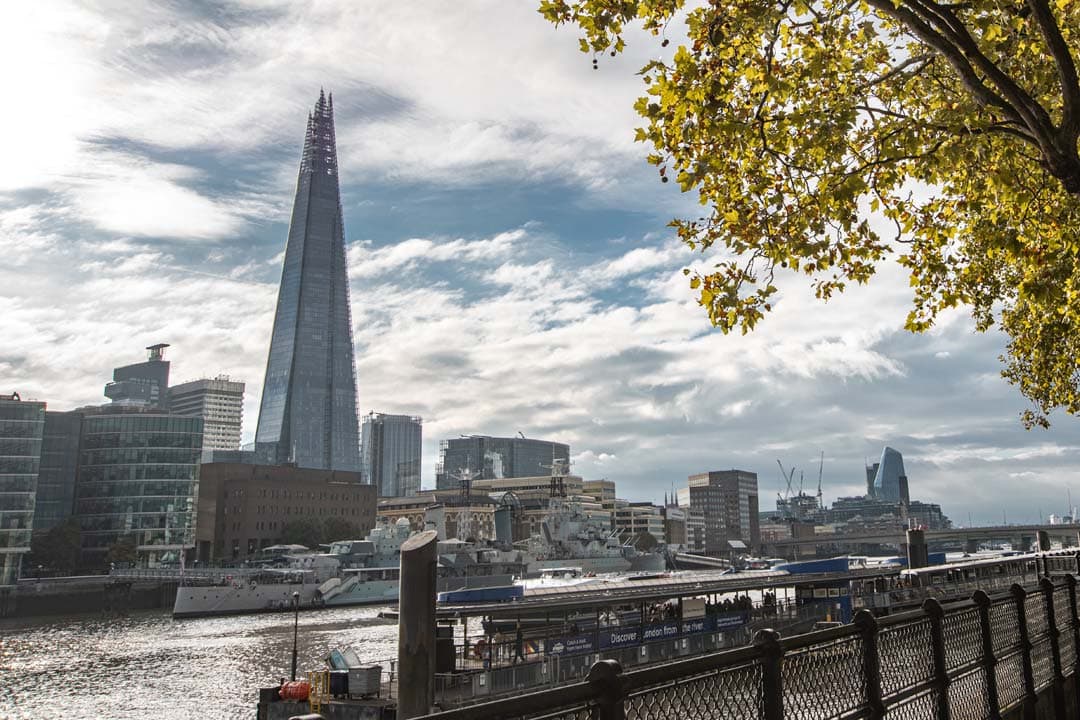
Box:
[196,462,376,562]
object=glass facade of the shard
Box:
[255,91,361,472]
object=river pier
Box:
[258,550,1080,720]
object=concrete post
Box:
[906,529,928,569]
[1037,530,1051,552]
[397,529,439,720]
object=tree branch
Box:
[1025,0,1080,141]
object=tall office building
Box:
[435,436,570,489]
[169,376,245,451]
[32,410,82,531]
[685,469,760,555]
[74,407,203,567]
[872,446,909,504]
[361,413,422,497]
[255,90,361,472]
[0,393,44,585]
[104,343,171,409]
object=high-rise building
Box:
[685,469,760,554]
[615,502,665,545]
[255,90,361,472]
[169,376,245,451]
[361,413,422,497]
[104,343,171,409]
[0,393,44,585]
[32,410,82,531]
[74,408,203,567]
[435,436,570,489]
[872,446,909,504]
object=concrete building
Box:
[0,393,45,585]
[168,376,245,451]
[376,492,497,542]
[471,474,584,499]
[196,463,375,562]
[685,508,707,553]
[615,502,665,545]
[582,479,617,529]
[104,344,171,409]
[685,469,760,555]
[74,407,203,567]
[361,412,422,497]
[32,410,82,531]
[662,505,687,547]
[255,91,362,472]
[436,436,569,489]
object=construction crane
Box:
[775,459,797,512]
[817,451,824,509]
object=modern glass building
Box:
[104,343,172,409]
[435,436,570,490]
[872,446,909,504]
[32,410,82,531]
[74,410,203,567]
[361,413,422,497]
[255,90,361,472]
[0,394,45,585]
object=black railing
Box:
[419,576,1080,719]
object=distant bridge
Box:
[766,523,1080,554]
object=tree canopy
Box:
[540,0,1080,426]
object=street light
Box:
[290,591,300,680]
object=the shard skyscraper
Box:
[255,90,361,472]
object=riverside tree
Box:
[540,0,1080,426]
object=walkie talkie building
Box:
[255,90,361,472]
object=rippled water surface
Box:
[1,607,398,720]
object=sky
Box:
[1,1,1077,526]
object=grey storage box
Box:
[348,665,382,697]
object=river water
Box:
[1,606,399,720]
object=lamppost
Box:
[290,591,300,680]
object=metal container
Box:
[348,665,382,697]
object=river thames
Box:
[1,606,398,720]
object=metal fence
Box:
[418,576,1080,720]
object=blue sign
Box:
[681,618,706,634]
[713,612,747,631]
[599,627,640,649]
[547,635,595,656]
[642,622,680,642]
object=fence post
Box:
[922,598,951,720]
[854,610,885,719]
[1039,577,1067,719]
[1066,575,1080,715]
[973,590,1002,720]
[753,629,784,720]
[586,659,625,720]
[1011,583,1038,720]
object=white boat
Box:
[174,518,527,618]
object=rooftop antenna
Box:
[518,430,526,439]
[1069,487,1074,518]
